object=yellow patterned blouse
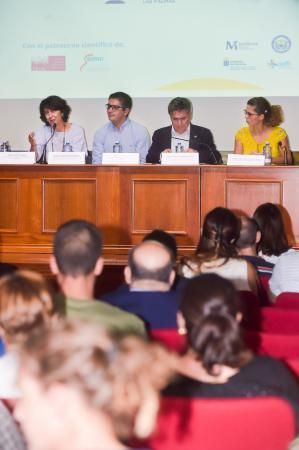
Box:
[235,126,287,158]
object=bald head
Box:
[126,241,175,289]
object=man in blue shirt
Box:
[92,92,150,163]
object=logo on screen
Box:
[271,35,291,53]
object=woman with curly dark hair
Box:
[28,95,87,161]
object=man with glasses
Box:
[146,97,222,164]
[92,92,150,164]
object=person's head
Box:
[106,91,132,127]
[125,240,175,289]
[16,320,174,450]
[143,228,178,260]
[245,97,284,127]
[253,203,289,257]
[39,95,71,127]
[168,97,193,134]
[50,220,103,278]
[0,270,55,347]
[178,274,247,375]
[197,207,240,259]
[236,216,260,253]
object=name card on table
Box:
[161,152,199,165]
[227,154,265,166]
[102,152,140,165]
[0,152,35,165]
[47,152,85,165]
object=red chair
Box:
[150,329,187,353]
[244,330,299,359]
[238,291,261,329]
[275,292,299,309]
[248,307,299,335]
[145,397,296,450]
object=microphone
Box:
[278,141,288,165]
[37,124,56,164]
[196,141,222,165]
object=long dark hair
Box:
[180,274,251,375]
[253,203,290,257]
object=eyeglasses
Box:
[105,104,124,111]
[244,110,259,117]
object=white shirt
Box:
[269,250,299,297]
[171,125,190,152]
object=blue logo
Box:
[272,35,291,53]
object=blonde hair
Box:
[19,319,175,440]
[0,270,55,342]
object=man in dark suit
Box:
[102,240,180,331]
[146,97,222,164]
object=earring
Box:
[178,326,187,336]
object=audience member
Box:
[103,240,180,330]
[164,274,299,428]
[146,97,222,164]
[15,320,175,450]
[0,270,55,402]
[50,219,146,336]
[253,202,293,264]
[180,207,259,294]
[236,216,274,277]
[234,96,293,165]
[0,401,27,450]
[92,92,150,164]
[269,251,299,301]
[29,95,87,161]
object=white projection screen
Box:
[0,0,298,151]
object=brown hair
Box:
[247,97,284,127]
[19,319,175,440]
[0,270,55,343]
[180,274,251,375]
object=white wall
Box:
[1,96,298,152]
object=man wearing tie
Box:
[146,97,222,164]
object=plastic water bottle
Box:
[263,141,272,165]
[63,142,73,152]
[0,141,10,152]
[113,141,122,153]
[175,142,183,153]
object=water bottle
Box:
[175,142,183,153]
[263,141,272,165]
[113,141,122,153]
[0,141,10,152]
[63,142,73,152]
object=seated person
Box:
[0,270,56,404]
[269,251,299,302]
[50,219,146,336]
[15,319,175,450]
[253,202,293,264]
[179,207,259,295]
[29,95,88,162]
[164,274,299,429]
[234,97,293,165]
[92,91,150,164]
[236,216,274,305]
[146,97,222,164]
[103,240,180,331]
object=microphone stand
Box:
[37,124,56,164]
[197,142,222,165]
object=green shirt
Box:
[66,297,146,337]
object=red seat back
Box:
[275,292,299,309]
[150,329,187,353]
[147,396,295,450]
[244,330,299,359]
[248,307,299,334]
